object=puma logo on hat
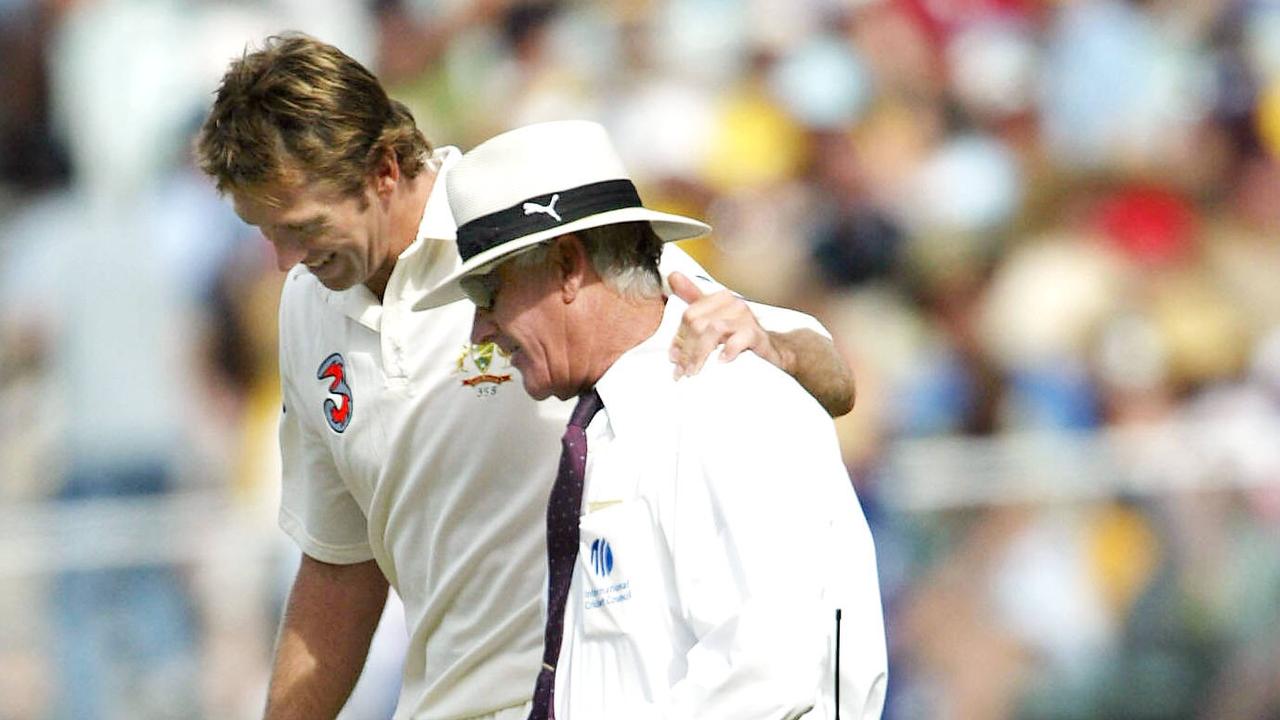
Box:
[523,194,561,222]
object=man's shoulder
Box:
[654,354,844,497]
[278,266,341,323]
[675,351,826,430]
[276,267,343,354]
[680,349,787,394]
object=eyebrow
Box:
[281,216,330,234]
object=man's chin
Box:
[522,384,550,401]
[520,378,557,402]
[311,270,358,291]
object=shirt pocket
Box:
[576,499,667,639]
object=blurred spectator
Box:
[0,0,71,195]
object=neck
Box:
[572,290,665,394]
[365,168,436,301]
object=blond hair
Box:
[195,33,431,202]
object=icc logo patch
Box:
[590,538,614,577]
[584,537,629,610]
[317,352,353,433]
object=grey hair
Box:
[509,222,664,300]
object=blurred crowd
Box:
[2,0,1279,718]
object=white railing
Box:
[881,413,1280,511]
[0,490,282,578]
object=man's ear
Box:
[371,147,400,199]
[553,234,590,303]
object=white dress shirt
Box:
[553,297,888,719]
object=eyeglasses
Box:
[459,243,549,310]
[460,271,502,311]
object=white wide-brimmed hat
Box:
[412,120,711,310]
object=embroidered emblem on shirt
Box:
[455,342,513,394]
[317,352,353,433]
[584,536,630,610]
[522,194,561,222]
[590,538,614,577]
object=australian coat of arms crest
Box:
[456,342,513,389]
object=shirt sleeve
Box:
[276,295,374,565]
[658,358,886,719]
[657,243,830,338]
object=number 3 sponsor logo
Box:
[317,352,353,433]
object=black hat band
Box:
[456,179,643,261]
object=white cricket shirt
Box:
[553,297,888,719]
[277,147,834,719]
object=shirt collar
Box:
[321,146,463,327]
[413,146,461,245]
[397,146,464,300]
[594,295,686,439]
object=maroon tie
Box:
[528,389,604,720]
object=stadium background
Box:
[2,0,1279,718]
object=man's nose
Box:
[471,308,497,346]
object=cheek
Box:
[330,235,368,270]
[517,330,563,393]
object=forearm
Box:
[769,328,855,417]
[264,556,389,720]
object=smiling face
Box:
[232,174,394,292]
[469,251,575,401]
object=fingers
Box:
[719,330,753,363]
[672,288,767,378]
[670,318,725,378]
[667,271,704,305]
